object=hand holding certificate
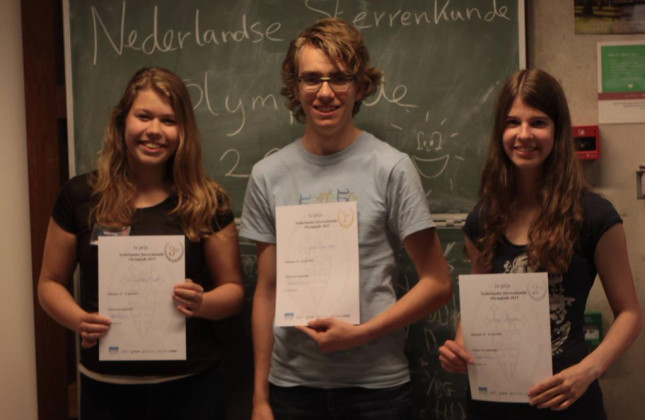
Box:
[98,235,186,361]
[275,202,360,327]
[459,273,552,403]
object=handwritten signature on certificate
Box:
[459,272,552,403]
[98,235,186,361]
[275,202,360,327]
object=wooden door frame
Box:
[21,0,71,419]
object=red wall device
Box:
[573,125,600,160]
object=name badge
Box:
[90,224,131,246]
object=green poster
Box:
[601,43,645,92]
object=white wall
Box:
[529,1,645,418]
[0,0,39,418]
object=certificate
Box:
[459,273,552,403]
[98,235,186,361]
[275,202,359,326]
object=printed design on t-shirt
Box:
[299,188,357,204]
[548,273,573,355]
[502,253,573,356]
[502,254,529,274]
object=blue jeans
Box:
[269,382,412,420]
[80,366,225,420]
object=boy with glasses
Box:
[240,17,452,420]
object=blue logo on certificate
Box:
[478,386,488,395]
[109,346,119,354]
[284,313,294,320]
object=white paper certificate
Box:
[98,235,186,361]
[275,202,360,327]
[459,273,552,403]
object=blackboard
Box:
[65,1,525,419]
[66,0,525,215]
[397,228,470,420]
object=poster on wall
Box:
[575,0,645,34]
[597,41,645,124]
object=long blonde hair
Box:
[89,67,230,241]
[477,69,586,274]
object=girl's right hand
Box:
[438,339,474,373]
[79,313,111,348]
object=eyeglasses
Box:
[297,75,355,93]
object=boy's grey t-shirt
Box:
[240,131,435,388]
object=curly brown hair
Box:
[280,17,383,123]
[89,67,230,241]
[477,69,586,274]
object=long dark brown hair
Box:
[89,67,230,241]
[477,69,586,274]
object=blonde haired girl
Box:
[38,67,244,419]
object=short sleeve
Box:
[239,165,277,244]
[51,174,92,234]
[581,191,622,254]
[213,206,235,233]
[386,156,435,241]
[463,203,484,245]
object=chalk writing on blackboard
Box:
[304,0,511,25]
[90,3,284,64]
[88,0,513,67]
[71,0,523,216]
